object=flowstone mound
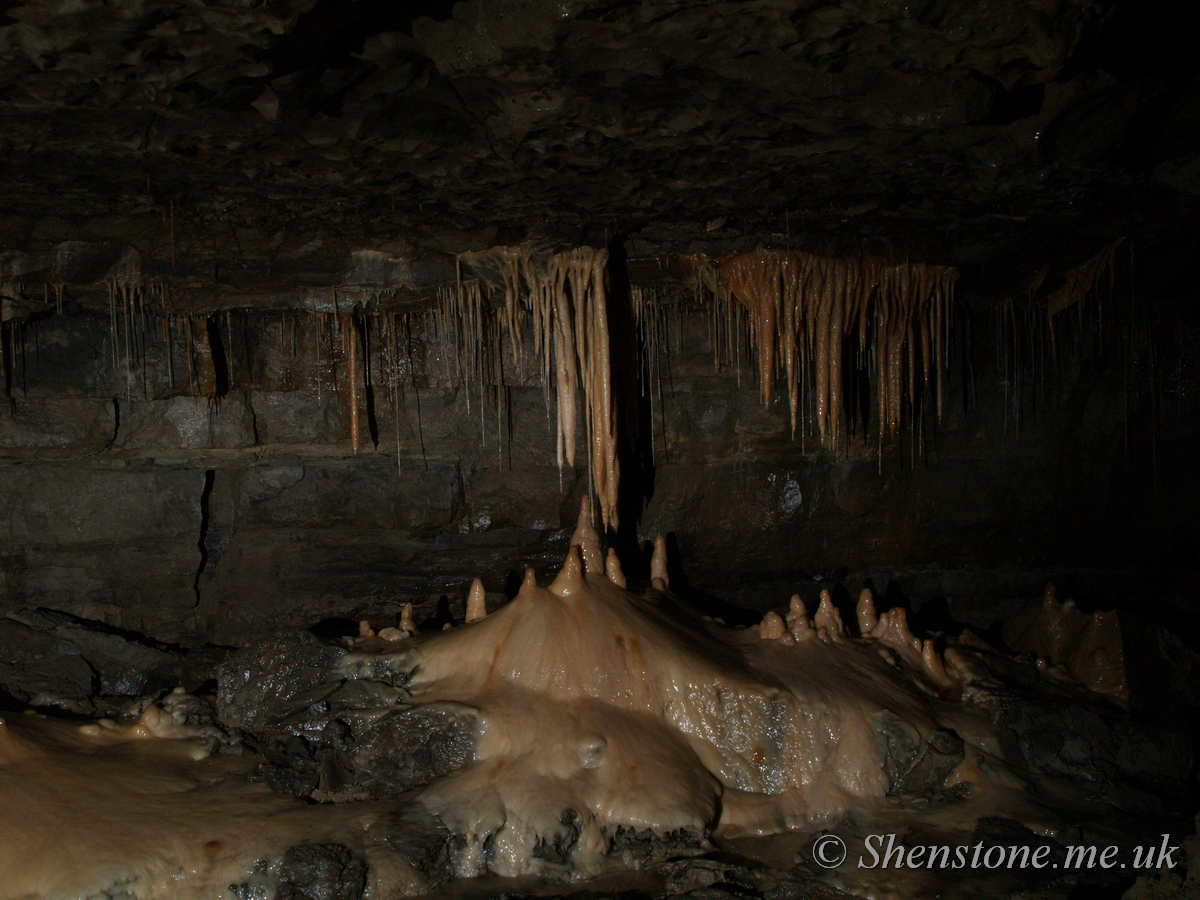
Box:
[0,500,1192,899]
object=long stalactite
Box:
[710,249,959,447]
[445,245,620,530]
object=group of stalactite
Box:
[8,246,961,531]
[444,246,619,530]
[688,249,959,449]
[996,239,1124,434]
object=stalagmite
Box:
[0,493,1169,895]
[813,588,845,640]
[569,495,604,575]
[872,607,921,653]
[758,611,786,640]
[921,638,957,691]
[605,548,626,588]
[856,588,878,634]
[650,534,669,590]
[466,578,487,623]
[785,594,814,641]
[398,603,418,637]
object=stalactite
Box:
[714,249,957,448]
[447,245,620,529]
[999,240,1123,430]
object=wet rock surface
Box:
[276,844,368,900]
[873,712,966,797]
[218,629,478,802]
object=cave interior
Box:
[1,0,1200,898]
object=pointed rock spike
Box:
[759,611,786,640]
[551,544,585,596]
[399,603,418,636]
[521,567,538,593]
[856,588,878,635]
[570,495,604,575]
[466,577,487,623]
[814,588,845,638]
[605,548,626,589]
[650,534,669,588]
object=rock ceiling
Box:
[1,0,1198,303]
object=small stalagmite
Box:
[399,603,419,637]
[786,594,814,641]
[605,548,626,588]
[650,534,669,591]
[922,638,957,691]
[758,611,786,640]
[813,589,845,641]
[466,578,487,623]
[872,607,921,653]
[856,588,879,634]
[569,495,604,575]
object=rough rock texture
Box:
[1,0,1197,270]
[276,843,367,900]
[0,607,181,707]
[218,629,478,803]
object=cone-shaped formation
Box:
[605,547,626,588]
[758,611,786,640]
[856,588,878,635]
[550,543,586,596]
[466,578,487,623]
[872,607,920,652]
[570,495,605,575]
[333,529,988,880]
[786,594,814,641]
[650,534,669,589]
[921,639,957,691]
[814,589,845,641]
[399,603,419,637]
[717,249,957,443]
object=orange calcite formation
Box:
[718,249,958,445]
[343,503,969,877]
[449,246,620,530]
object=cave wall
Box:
[2,262,1195,647]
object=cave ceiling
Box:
[1,0,1198,307]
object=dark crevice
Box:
[25,607,187,654]
[359,316,379,448]
[206,316,230,398]
[194,469,216,605]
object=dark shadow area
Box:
[309,617,361,641]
